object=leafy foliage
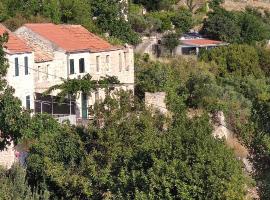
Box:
[133,0,176,11]
[0,33,32,150]
[0,164,49,200]
[201,7,270,44]
[199,44,261,76]
[0,0,140,45]
[162,33,180,55]
[25,92,247,199]
[171,7,193,33]
[45,74,120,99]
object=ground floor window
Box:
[26,95,30,110]
[81,93,88,119]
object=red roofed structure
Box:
[181,39,224,46]
[24,23,119,53]
[14,23,134,120]
[175,36,227,56]
[0,24,32,54]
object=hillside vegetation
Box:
[1,0,270,199]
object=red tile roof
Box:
[181,39,224,46]
[24,23,118,53]
[0,24,32,54]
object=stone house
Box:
[0,24,35,110]
[15,23,134,120]
[0,23,134,168]
[0,24,35,169]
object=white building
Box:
[0,24,35,110]
[0,24,35,169]
[15,23,134,121]
[175,33,227,56]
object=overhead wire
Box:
[7,59,136,86]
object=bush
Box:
[162,32,180,55]
[171,7,193,33]
[25,96,247,199]
[199,44,261,76]
[0,164,49,199]
[147,11,174,32]
[201,8,270,44]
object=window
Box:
[15,57,19,76]
[81,93,88,119]
[79,58,85,73]
[106,55,110,71]
[38,66,41,80]
[96,56,100,72]
[119,53,122,72]
[69,59,74,74]
[46,65,49,79]
[124,52,129,71]
[26,95,30,110]
[24,57,29,75]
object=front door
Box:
[81,93,88,119]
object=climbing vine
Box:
[44,74,120,98]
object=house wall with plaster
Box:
[15,27,134,118]
[6,53,35,110]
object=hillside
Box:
[223,0,270,11]
[1,0,270,199]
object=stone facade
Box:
[0,142,17,169]
[15,24,134,119]
[145,92,168,114]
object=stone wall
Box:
[0,142,16,169]
[145,92,168,114]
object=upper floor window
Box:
[15,57,19,76]
[24,56,29,75]
[96,56,100,72]
[69,59,74,74]
[79,58,85,73]
[106,55,110,71]
[26,95,30,110]
[119,53,122,72]
[46,65,49,80]
[38,66,41,80]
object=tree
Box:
[45,74,120,99]
[201,8,270,44]
[209,0,224,9]
[133,0,175,11]
[25,92,247,199]
[91,0,141,45]
[201,8,241,43]
[0,33,32,150]
[171,7,193,33]
[238,12,270,44]
[257,47,270,76]
[129,14,148,33]
[146,11,174,32]
[0,1,8,22]
[199,44,261,76]
[184,0,206,13]
[162,33,180,55]
[0,164,49,199]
